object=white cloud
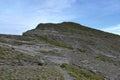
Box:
[26,0,78,27]
[0,0,78,34]
[35,0,77,19]
[103,24,120,35]
[1,0,120,35]
[42,0,76,12]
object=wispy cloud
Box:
[0,0,78,34]
[0,0,120,35]
[103,24,120,35]
[34,0,77,22]
[40,0,76,12]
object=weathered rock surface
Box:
[0,22,120,80]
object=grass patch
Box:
[0,36,34,46]
[0,66,64,80]
[34,35,73,49]
[0,39,32,46]
[10,41,24,45]
[95,54,115,63]
[10,41,33,46]
[60,63,104,80]
[0,46,42,66]
[95,54,120,66]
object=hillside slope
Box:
[0,22,120,80]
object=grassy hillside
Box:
[0,66,64,80]
[0,22,120,80]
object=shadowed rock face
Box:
[0,22,120,80]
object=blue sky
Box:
[0,0,120,35]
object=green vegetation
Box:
[95,54,114,62]
[10,41,24,45]
[0,39,7,43]
[60,63,104,80]
[95,54,120,66]
[0,39,30,46]
[57,22,94,34]
[0,36,34,46]
[0,46,42,65]
[34,35,73,49]
[0,66,64,80]
[10,40,33,45]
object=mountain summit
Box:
[0,22,120,80]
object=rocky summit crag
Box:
[0,22,120,80]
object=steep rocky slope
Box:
[0,22,120,80]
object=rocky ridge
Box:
[0,22,120,80]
